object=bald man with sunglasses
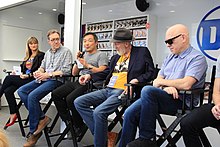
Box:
[119,24,208,147]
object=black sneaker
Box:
[126,138,157,147]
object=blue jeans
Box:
[74,87,123,147]
[119,86,183,147]
[17,80,62,133]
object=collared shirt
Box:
[159,45,207,106]
[40,46,72,81]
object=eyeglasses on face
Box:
[165,34,182,45]
[50,38,60,42]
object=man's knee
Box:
[74,96,81,108]
[93,108,105,120]
[124,107,134,121]
[141,86,158,99]
[180,116,192,133]
[51,89,60,101]
[142,86,156,93]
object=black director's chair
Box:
[156,65,216,147]
[107,65,160,145]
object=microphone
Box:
[3,69,7,73]
[79,51,85,58]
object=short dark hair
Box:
[83,32,98,42]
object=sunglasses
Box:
[165,34,182,45]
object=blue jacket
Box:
[91,46,155,86]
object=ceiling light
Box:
[38,12,42,15]
[170,10,175,13]
[0,0,36,11]
[52,8,57,11]
[108,10,113,13]
[82,2,86,5]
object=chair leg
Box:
[54,124,78,147]
[48,113,60,133]
[4,100,26,137]
[156,113,186,146]
[44,127,52,147]
[108,107,126,132]
[69,123,78,147]
[42,99,53,113]
[199,129,212,147]
[16,111,26,137]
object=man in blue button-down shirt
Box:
[119,24,208,147]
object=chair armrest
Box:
[124,81,153,87]
[120,82,153,106]
[178,88,205,113]
[54,74,80,83]
[3,69,12,75]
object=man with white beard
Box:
[74,28,155,147]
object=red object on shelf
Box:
[145,23,150,29]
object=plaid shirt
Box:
[40,46,72,81]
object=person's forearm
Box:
[213,94,220,105]
[90,65,107,73]
[72,65,80,76]
[50,71,63,76]
[159,78,194,90]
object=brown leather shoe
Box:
[108,132,118,147]
[33,116,51,135]
[23,132,42,147]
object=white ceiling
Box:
[3,0,220,18]
[21,0,133,13]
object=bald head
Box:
[166,24,189,40]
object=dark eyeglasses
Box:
[165,34,182,45]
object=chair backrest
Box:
[153,64,160,80]
[208,65,216,103]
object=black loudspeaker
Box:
[136,0,150,12]
[58,13,65,24]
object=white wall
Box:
[83,0,220,81]
[155,0,219,80]
[0,5,61,79]
[82,1,158,62]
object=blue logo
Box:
[197,6,220,61]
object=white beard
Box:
[117,48,126,56]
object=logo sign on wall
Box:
[197,6,220,61]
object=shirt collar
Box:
[49,46,61,53]
[174,45,193,59]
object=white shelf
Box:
[86,15,149,59]
[3,59,23,62]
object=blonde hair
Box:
[0,130,9,147]
[24,37,39,61]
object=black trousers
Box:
[52,80,88,128]
[180,103,220,147]
[0,75,32,114]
